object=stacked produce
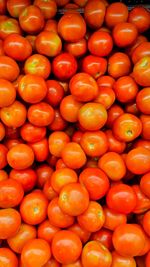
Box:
[0,0,150,266]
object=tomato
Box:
[106,184,137,214]
[112,224,146,257]
[68,223,91,244]
[126,147,150,174]
[133,56,150,87]
[88,31,113,57]
[128,7,150,33]
[64,38,87,58]
[106,104,124,128]
[33,0,57,19]
[97,75,115,89]
[55,0,70,7]
[105,2,128,28]
[30,138,49,162]
[24,54,51,79]
[52,52,77,81]
[43,258,60,267]
[0,0,6,14]
[20,123,46,143]
[45,80,64,107]
[20,190,48,225]
[51,168,78,193]
[7,223,36,253]
[0,79,16,108]
[140,115,150,140]
[82,55,107,79]
[43,178,58,201]
[132,184,150,214]
[136,87,150,114]
[49,131,70,158]
[0,55,20,81]
[48,109,67,131]
[48,197,74,228]
[111,251,136,267]
[0,208,21,239]
[21,238,51,267]
[126,35,148,57]
[36,164,53,189]
[113,76,138,103]
[134,139,150,151]
[95,86,115,109]
[140,172,150,198]
[82,241,112,267]
[1,100,26,128]
[125,102,139,115]
[19,5,44,34]
[84,0,106,29]
[0,17,21,39]
[108,52,131,78]
[58,13,86,42]
[35,31,62,57]
[44,19,58,32]
[113,113,142,142]
[6,0,31,18]
[91,228,113,251]
[38,219,59,243]
[113,22,138,48]
[0,170,8,181]
[26,34,36,50]
[98,152,126,181]
[59,182,89,216]
[9,168,37,192]
[106,130,126,154]
[103,206,127,231]
[132,42,150,64]
[28,102,55,127]
[52,230,82,264]
[0,248,18,267]
[0,145,7,170]
[72,131,83,144]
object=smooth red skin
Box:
[113,76,138,103]
[113,22,138,48]
[35,31,62,57]
[43,258,60,267]
[132,185,150,214]
[20,123,46,143]
[103,206,127,231]
[0,208,21,239]
[29,138,49,162]
[68,223,91,244]
[128,7,150,33]
[33,0,57,19]
[91,229,113,251]
[132,42,150,64]
[106,184,137,214]
[9,168,37,193]
[0,17,21,39]
[125,102,139,115]
[146,251,150,267]
[44,19,58,33]
[0,248,18,267]
[60,94,82,123]
[88,31,113,57]
[0,178,24,208]
[43,178,58,201]
[49,131,70,158]
[38,220,60,243]
[64,38,87,58]
[133,56,150,87]
[0,79,16,108]
[112,224,146,257]
[58,13,86,42]
[55,159,67,170]
[79,168,110,200]
[4,33,32,61]
[49,109,67,131]
[82,55,107,79]
[0,0,6,14]
[72,131,83,144]
[0,55,20,81]
[0,144,8,169]
[51,168,77,193]
[36,164,53,189]
[143,211,150,237]
[136,87,150,115]
[45,80,64,107]
[108,52,131,79]
[126,35,148,57]
[0,39,4,55]
[0,122,5,141]
[4,139,22,150]
[111,251,136,267]
[140,115,150,140]
[97,75,115,89]
[106,104,124,128]
[106,129,126,154]
[6,0,31,18]
[28,102,55,127]
[134,139,150,151]
[19,5,45,34]
[0,170,8,181]
[105,2,128,28]
[126,147,150,175]
[26,34,36,50]
[52,53,78,81]
[95,86,115,109]
[84,0,106,29]
[140,172,150,198]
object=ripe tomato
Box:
[7,223,36,253]
[26,34,36,50]
[112,224,146,257]
[59,182,89,216]
[133,56,150,87]
[28,102,55,127]
[113,113,142,142]
[60,95,82,123]
[0,122,5,141]
[79,168,109,200]
[111,251,136,267]
[19,5,44,34]
[49,131,70,158]
[95,86,115,109]
[0,17,21,39]
[146,251,150,267]
[106,130,126,154]
[81,241,112,267]
[88,31,113,57]
[33,0,57,19]
[20,190,48,225]
[49,109,67,131]
[38,220,59,243]
[43,258,60,267]
[0,248,18,267]
[0,144,8,169]
[68,223,91,244]
[106,184,137,214]
[143,210,150,237]
[20,123,46,143]
[64,38,87,58]
[140,172,150,198]
[113,22,138,47]
[52,230,82,265]
[21,238,51,267]
[132,184,150,214]
[140,115,150,140]
[36,164,53,189]
[0,55,20,81]
[4,139,22,149]
[58,13,86,42]
[126,147,150,174]
[7,144,34,170]
[91,228,113,251]
[125,102,139,115]
[43,178,58,201]
[0,170,8,181]
[0,208,21,239]
[84,0,106,29]
[128,7,150,33]
[105,2,128,28]
[35,31,62,57]
[132,42,150,64]
[30,138,49,162]
[103,206,127,231]
[97,75,115,89]
[126,35,148,57]
[106,104,124,128]
[136,87,150,114]
[46,80,64,107]
[55,0,70,7]
[108,52,131,78]
[82,55,107,79]
[47,197,74,228]
[6,0,31,18]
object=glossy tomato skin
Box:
[0,55,20,81]
[82,55,107,79]
[108,52,131,78]
[0,79,16,108]
[113,22,138,47]
[45,80,64,107]
[44,19,58,32]
[131,42,150,64]
[140,115,150,140]
[111,251,136,267]
[68,223,91,244]
[0,17,21,39]
[140,172,150,198]
[132,185,150,214]
[126,35,148,57]
[49,131,70,158]
[64,38,87,58]
[105,2,128,28]
[60,95,82,123]
[128,7,150,33]
[20,123,46,143]
[97,75,115,89]
[106,104,124,128]
[29,138,49,162]
[0,208,21,239]
[103,206,127,231]
[91,228,113,251]
[88,31,113,57]
[0,144,8,169]
[0,248,18,267]
[38,219,60,243]
[133,56,150,87]
[84,0,106,29]
[36,164,53,189]
[106,129,126,154]
[33,0,57,19]
[136,88,150,115]
[6,0,31,18]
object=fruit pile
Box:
[0,0,150,266]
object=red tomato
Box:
[0,0,6,14]
[0,144,7,170]
[0,17,21,39]
[88,31,113,57]
[20,123,46,143]
[133,56,150,87]
[29,138,49,162]
[36,164,53,189]
[43,258,60,267]
[140,115,150,140]
[26,34,36,50]
[132,185,150,214]
[136,87,150,114]
[33,0,57,19]
[132,42,150,64]
[6,0,31,18]
[49,131,70,158]
[60,95,82,123]
[146,251,150,267]
[0,170,8,181]
[128,7,150,33]
[82,55,107,79]
[84,0,106,29]
[140,172,150,198]
[125,102,139,115]
[0,55,20,81]
[0,208,21,239]
[91,228,113,251]
[113,22,138,47]
[106,129,126,154]
[105,2,128,28]
[97,75,115,89]
[64,38,87,58]
[143,210,150,237]
[43,178,58,201]
[108,52,131,78]
[95,86,115,109]
[38,220,60,243]
[45,80,64,107]
[111,251,136,267]
[106,104,124,128]
[0,79,16,108]
[68,223,91,244]
[126,35,148,57]
[0,248,18,267]
[48,109,67,131]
